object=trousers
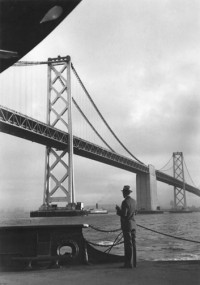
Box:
[122,229,136,268]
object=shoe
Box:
[126,265,133,268]
[119,265,133,269]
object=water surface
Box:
[1,211,200,261]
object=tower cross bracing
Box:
[173,152,187,209]
[43,56,75,208]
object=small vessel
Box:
[89,209,108,214]
[88,203,108,214]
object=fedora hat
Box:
[121,185,132,193]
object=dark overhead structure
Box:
[0,0,82,73]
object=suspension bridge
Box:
[0,55,199,215]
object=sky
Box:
[0,0,200,211]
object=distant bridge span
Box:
[0,105,200,197]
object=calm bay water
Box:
[1,211,200,261]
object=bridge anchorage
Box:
[31,56,87,217]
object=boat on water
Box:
[88,203,108,214]
[89,209,108,214]
[30,203,88,217]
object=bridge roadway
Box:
[0,105,200,197]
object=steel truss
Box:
[0,105,148,173]
[0,106,200,197]
[2,110,200,202]
[173,152,187,209]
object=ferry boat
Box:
[89,209,108,214]
[88,204,108,214]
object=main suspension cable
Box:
[158,155,173,171]
[72,98,116,152]
[183,158,198,188]
[71,63,144,165]
[160,166,173,173]
[15,60,145,164]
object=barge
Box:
[30,203,89,217]
[0,224,123,270]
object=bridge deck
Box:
[0,106,199,197]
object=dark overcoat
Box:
[117,196,136,232]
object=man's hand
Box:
[116,205,121,216]
[115,205,120,211]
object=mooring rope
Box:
[137,224,200,244]
[88,224,200,245]
[104,232,124,254]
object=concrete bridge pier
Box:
[136,165,161,213]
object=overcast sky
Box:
[1,0,200,211]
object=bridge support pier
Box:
[136,165,160,213]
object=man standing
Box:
[116,185,136,268]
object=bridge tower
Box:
[42,56,76,210]
[136,165,160,212]
[173,152,187,209]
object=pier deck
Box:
[0,260,199,285]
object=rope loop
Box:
[86,239,124,248]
